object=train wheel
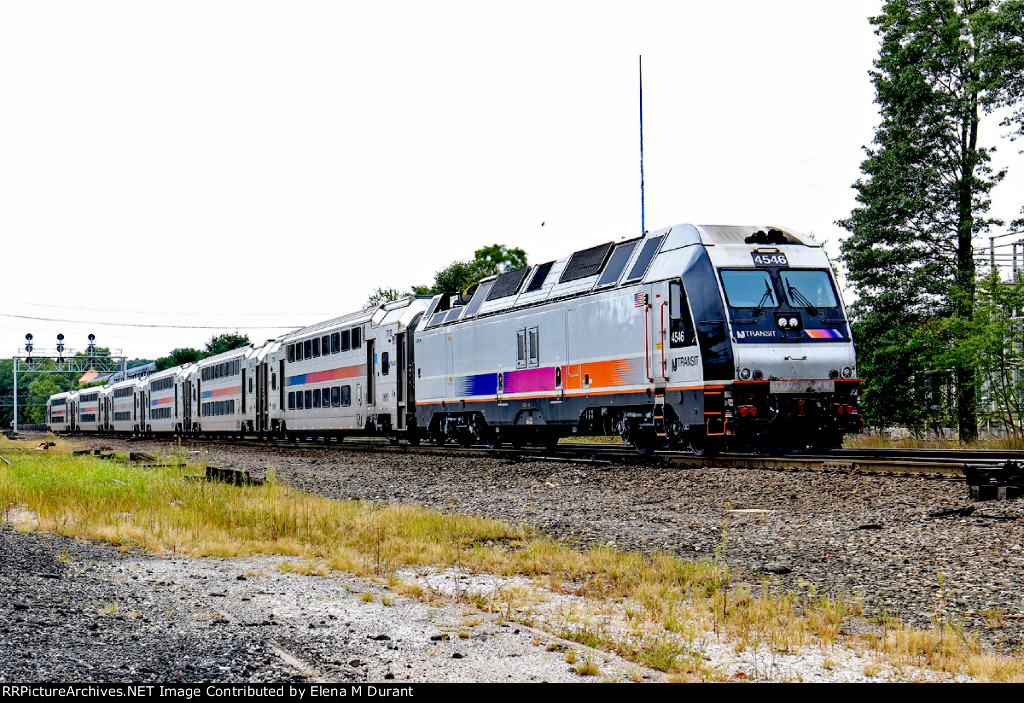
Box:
[543,434,559,450]
[408,432,421,446]
[688,435,719,457]
[631,436,655,456]
[457,431,474,448]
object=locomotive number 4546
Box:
[751,252,789,266]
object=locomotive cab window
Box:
[669,281,696,348]
[779,270,839,310]
[720,270,779,308]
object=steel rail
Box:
[109,435,985,478]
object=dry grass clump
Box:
[846,431,1024,450]
[3,441,1023,681]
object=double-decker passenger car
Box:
[265,297,430,441]
[106,378,141,434]
[46,392,72,431]
[191,347,254,436]
[144,364,194,434]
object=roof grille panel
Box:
[558,242,614,283]
[485,267,529,301]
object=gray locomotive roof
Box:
[282,308,375,339]
[423,222,819,330]
[694,224,817,247]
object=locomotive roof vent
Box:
[744,228,789,245]
[696,225,814,247]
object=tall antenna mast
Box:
[639,55,645,235]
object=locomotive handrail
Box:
[660,301,669,381]
[644,304,653,382]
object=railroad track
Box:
[99,433,1019,479]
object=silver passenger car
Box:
[266,297,430,441]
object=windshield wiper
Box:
[753,280,775,317]
[786,284,819,316]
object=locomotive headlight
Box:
[739,368,752,380]
[788,317,798,328]
[776,318,787,329]
[841,366,854,379]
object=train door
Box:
[395,332,406,431]
[665,279,700,384]
[183,380,192,433]
[365,339,375,407]
[278,360,285,418]
[644,282,670,386]
[255,363,266,434]
[374,329,398,430]
[565,308,579,394]
[445,333,454,400]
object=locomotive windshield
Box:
[779,270,839,309]
[720,270,778,308]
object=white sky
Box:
[1,0,1021,361]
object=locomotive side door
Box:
[565,308,579,393]
[644,282,670,387]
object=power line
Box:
[24,302,335,318]
[0,313,300,330]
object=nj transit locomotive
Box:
[47,224,861,453]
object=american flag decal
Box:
[634,292,647,308]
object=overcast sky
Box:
[1,1,1021,361]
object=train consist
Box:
[47,223,862,453]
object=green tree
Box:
[154,347,204,372]
[966,269,1024,438]
[472,244,528,277]
[365,287,407,308]
[839,0,1024,441]
[413,244,529,295]
[25,375,64,424]
[204,333,251,357]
